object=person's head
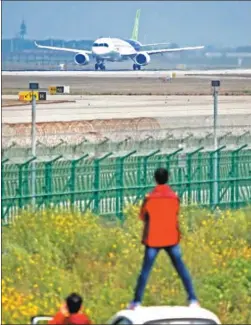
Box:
[154,168,169,185]
[66,293,83,314]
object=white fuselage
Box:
[91,38,136,62]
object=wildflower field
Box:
[2,205,251,324]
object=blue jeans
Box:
[133,245,197,303]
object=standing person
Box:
[127,168,199,310]
[49,293,92,324]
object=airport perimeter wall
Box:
[2,147,251,223]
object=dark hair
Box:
[154,168,169,184]
[66,293,83,314]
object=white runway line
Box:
[2,69,251,78]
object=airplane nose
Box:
[92,47,109,56]
[92,48,101,54]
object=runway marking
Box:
[2,69,251,78]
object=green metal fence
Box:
[2,147,251,224]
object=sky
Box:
[2,1,251,47]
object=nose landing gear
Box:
[95,62,106,71]
[133,64,141,71]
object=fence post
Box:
[197,151,202,203]
[98,138,109,146]
[166,148,183,170]
[70,154,89,207]
[218,132,232,145]
[140,136,153,145]
[73,138,89,154]
[199,133,212,146]
[143,149,161,188]
[117,137,131,148]
[181,133,193,147]
[115,150,137,220]
[18,164,23,209]
[161,134,173,147]
[237,131,249,145]
[137,155,141,193]
[17,157,36,210]
[166,148,183,174]
[50,139,65,154]
[186,147,204,205]
[36,140,44,147]
[2,147,9,161]
[133,150,160,205]
[44,155,63,208]
[230,144,248,209]
[94,152,113,215]
[1,158,9,221]
[209,145,226,208]
[165,149,184,195]
[94,138,110,156]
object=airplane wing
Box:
[34,41,92,54]
[145,45,205,55]
[140,42,170,48]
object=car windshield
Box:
[112,318,133,325]
[145,319,217,325]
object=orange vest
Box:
[48,311,92,325]
[140,185,180,247]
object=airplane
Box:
[35,9,204,71]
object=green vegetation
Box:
[2,205,251,324]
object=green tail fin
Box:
[131,9,141,41]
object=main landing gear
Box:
[95,62,106,71]
[133,64,141,71]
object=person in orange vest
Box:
[48,293,92,324]
[127,168,200,310]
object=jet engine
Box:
[74,53,90,65]
[134,52,151,66]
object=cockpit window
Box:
[93,43,109,47]
[112,317,133,324]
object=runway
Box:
[2,95,251,125]
[3,69,251,78]
[2,72,251,96]
[2,69,251,143]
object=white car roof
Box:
[108,306,221,324]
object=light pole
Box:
[31,92,36,208]
[211,80,220,207]
[29,82,39,209]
